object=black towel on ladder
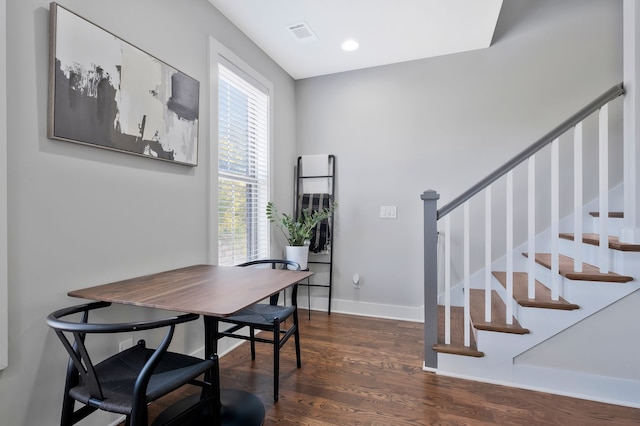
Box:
[299,193,332,253]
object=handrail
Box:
[437,83,625,220]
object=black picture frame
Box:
[48,2,199,166]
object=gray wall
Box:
[0,1,295,425]
[515,290,640,380]
[0,0,8,372]
[294,0,622,319]
[0,0,628,424]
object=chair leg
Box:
[61,359,79,426]
[129,403,148,426]
[211,354,222,426]
[60,390,77,426]
[250,326,256,360]
[293,312,302,369]
[273,320,280,401]
[60,397,75,426]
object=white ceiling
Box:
[208,0,504,80]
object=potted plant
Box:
[266,201,336,269]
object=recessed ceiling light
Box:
[341,39,359,52]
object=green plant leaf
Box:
[266,200,337,246]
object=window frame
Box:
[208,38,273,265]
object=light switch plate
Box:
[380,205,397,219]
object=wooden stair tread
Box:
[559,233,640,252]
[589,211,623,218]
[434,306,484,357]
[523,253,633,283]
[469,289,530,334]
[492,271,579,310]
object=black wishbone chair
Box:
[213,259,302,401]
[47,301,220,426]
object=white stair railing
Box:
[528,156,536,298]
[463,201,471,347]
[506,171,514,323]
[574,123,584,272]
[599,105,610,273]
[444,215,451,345]
[551,138,560,300]
[422,84,624,366]
[485,187,492,322]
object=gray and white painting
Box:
[49,4,199,166]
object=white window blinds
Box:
[217,62,269,266]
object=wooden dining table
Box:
[69,263,312,352]
[67,263,313,424]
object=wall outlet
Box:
[119,338,133,352]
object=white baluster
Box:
[464,201,470,347]
[599,105,609,273]
[485,187,492,323]
[444,215,451,345]
[506,171,513,324]
[551,138,560,300]
[528,156,536,299]
[574,123,583,272]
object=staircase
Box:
[421,84,640,408]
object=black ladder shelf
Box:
[295,155,336,319]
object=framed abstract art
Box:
[48,2,199,166]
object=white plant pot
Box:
[285,245,309,270]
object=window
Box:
[217,60,269,266]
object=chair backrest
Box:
[46,301,199,401]
[236,259,301,271]
[236,259,301,305]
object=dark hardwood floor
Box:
[144,310,640,425]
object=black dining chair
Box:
[213,259,302,401]
[46,301,265,426]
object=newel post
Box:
[421,189,439,370]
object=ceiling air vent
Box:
[287,22,318,41]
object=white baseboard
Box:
[108,414,126,426]
[190,333,252,360]
[437,338,640,409]
[328,298,423,322]
[433,364,640,409]
[189,302,423,362]
[422,363,437,373]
